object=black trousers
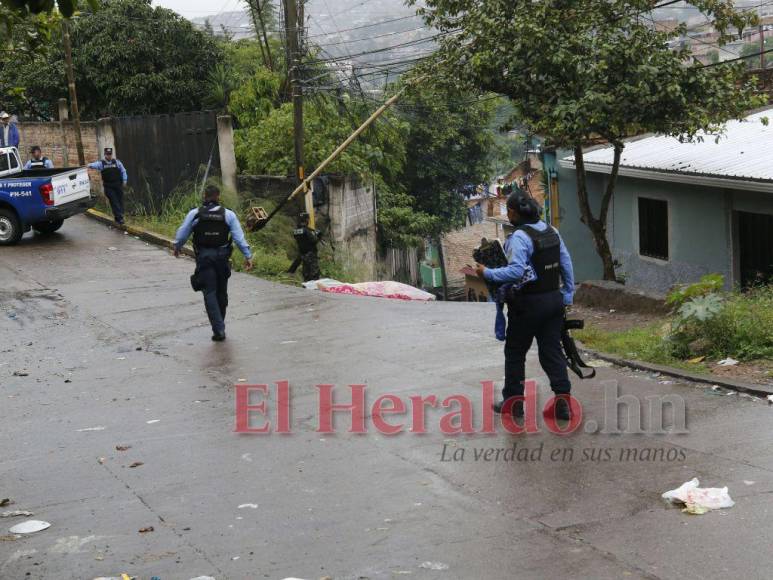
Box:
[301,250,320,282]
[503,290,571,399]
[103,183,124,223]
[196,247,231,335]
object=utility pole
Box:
[61,19,85,166]
[760,24,766,70]
[283,0,313,227]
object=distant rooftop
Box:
[559,108,773,191]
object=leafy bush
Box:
[666,274,725,307]
[665,284,773,361]
[698,286,773,360]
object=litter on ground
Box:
[662,478,734,514]
[717,358,739,366]
[419,561,449,570]
[9,520,51,534]
[586,359,613,368]
[0,511,33,518]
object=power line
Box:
[312,31,457,64]
[699,45,773,66]
[315,25,430,48]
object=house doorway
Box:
[737,211,773,288]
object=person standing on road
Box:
[173,185,254,342]
[0,112,20,149]
[293,211,321,282]
[24,146,54,169]
[475,192,576,420]
[88,147,127,225]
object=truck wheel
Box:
[0,208,23,246]
[33,219,64,235]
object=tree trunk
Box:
[436,236,449,301]
[247,1,271,70]
[573,144,621,281]
[252,0,274,71]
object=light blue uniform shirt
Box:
[483,220,575,305]
[174,205,252,259]
[88,159,128,183]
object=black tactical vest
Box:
[28,157,49,169]
[293,226,318,255]
[101,159,122,185]
[517,225,561,294]
[193,206,231,249]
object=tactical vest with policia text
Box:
[293,226,319,255]
[192,206,231,250]
[516,224,561,294]
[101,159,123,185]
[28,157,50,169]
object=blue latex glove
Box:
[495,302,507,341]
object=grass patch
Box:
[576,322,710,374]
[105,181,362,284]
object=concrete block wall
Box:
[325,175,378,280]
[17,121,99,168]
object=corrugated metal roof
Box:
[563,108,773,183]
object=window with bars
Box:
[638,197,669,260]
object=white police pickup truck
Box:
[0,146,93,245]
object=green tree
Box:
[415,0,765,280]
[0,0,222,118]
[393,84,500,237]
[741,36,773,69]
[1,0,97,33]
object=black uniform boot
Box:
[492,399,524,418]
[555,396,571,421]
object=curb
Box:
[580,347,773,397]
[85,208,195,258]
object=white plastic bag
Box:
[662,478,734,513]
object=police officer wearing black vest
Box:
[476,192,576,420]
[24,146,54,169]
[174,185,254,341]
[293,212,321,282]
[88,147,128,225]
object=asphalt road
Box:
[2,216,773,580]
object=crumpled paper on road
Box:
[662,477,734,514]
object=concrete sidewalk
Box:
[2,215,773,579]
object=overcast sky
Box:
[152,0,237,19]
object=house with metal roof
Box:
[543,107,773,293]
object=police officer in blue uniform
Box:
[174,185,254,342]
[88,147,128,225]
[476,192,576,420]
[24,146,54,169]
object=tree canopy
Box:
[415,0,766,278]
[0,0,222,118]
